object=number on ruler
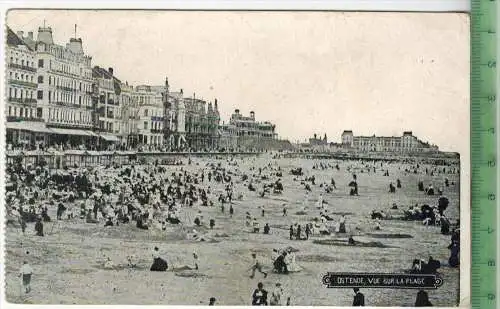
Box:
[488,60,496,68]
[488,259,496,266]
[488,160,496,167]
[488,193,496,200]
[488,293,496,300]
[488,227,495,233]
[488,127,495,134]
[488,95,496,103]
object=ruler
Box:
[471,0,498,308]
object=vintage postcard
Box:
[2,10,469,307]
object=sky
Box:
[6,10,469,152]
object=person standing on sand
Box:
[352,288,365,306]
[252,282,268,306]
[250,253,268,279]
[209,297,216,305]
[415,290,432,306]
[193,252,199,270]
[19,261,33,294]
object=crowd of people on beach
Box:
[6,152,460,305]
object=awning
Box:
[49,128,94,136]
[6,121,53,133]
[100,134,120,142]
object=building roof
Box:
[6,27,32,50]
[92,66,113,79]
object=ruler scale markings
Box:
[471,0,497,308]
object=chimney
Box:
[108,67,113,75]
[250,111,255,119]
[28,32,33,39]
[17,31,24,38]
[180,89,183,94]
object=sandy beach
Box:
[5,155,460,306]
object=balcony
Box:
[8,97,37,105]
[7,116,44,122]
[9,79,37,88]
[52,102,85,109]
[8,63,36,72]
[56,85,76,92]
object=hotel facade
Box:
[341,130,439,153]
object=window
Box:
[37,90,43,100]
[144,121,148,130]
[38,76,44,83]
[48,91,52,102]
[145,109,149,117]
[21,60,24,66]
[49,76,52,85]
[37,108,42,118]
[8,106,11,116]
[38,59,44,68]
[20,108,24,117]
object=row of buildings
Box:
[299,131,439,153]
[340,130,439,153]
[6,25,278,151]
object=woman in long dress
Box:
[286,251,302,272]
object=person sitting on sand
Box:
[273,252,288,274]
[126,255,137,268]
[104,257,115,269]
[104,216,114,227]
[150,246,168,271]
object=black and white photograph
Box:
[3,10,469,307]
